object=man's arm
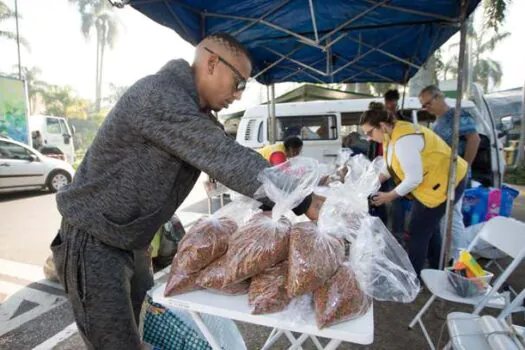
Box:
[459,110,480,165]
[463,132,481,165]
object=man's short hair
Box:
[384,89,400,101]
[368,101,385,110]
[419,85,445,99]
[203,33,252,64]
[284,136,303,150]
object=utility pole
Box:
[14,0,22,79]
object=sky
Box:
[0,0,523,115]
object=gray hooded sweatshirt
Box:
[56,59,273,251]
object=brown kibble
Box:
[196,254,229,290]
[249,261,290,315]
[288,222,345,297]
[196,254,250,295]
[164,258,201,296]
[175,217,237,273]
[224,213,291,285]
[314,265,371,329]
[214,280,250,295]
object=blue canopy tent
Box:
[113,0,479,86]
[111,0,481,278]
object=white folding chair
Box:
[408,216,525,350]
[445,289,525,350]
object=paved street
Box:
[0,182,524,349]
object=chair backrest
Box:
[499,289,525,320]
[475,216,525,259]
[471,217,525,314]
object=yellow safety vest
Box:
[258,143,286,163]
[384,121,467,208]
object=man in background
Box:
[419,84,480,260]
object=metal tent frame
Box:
[112,0,477,277]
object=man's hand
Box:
[306,193,326,221]
[371,191,398,206]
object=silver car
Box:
[0,137,75,193]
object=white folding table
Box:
[150,283,374,350]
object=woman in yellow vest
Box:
[360,109,467,277]
[258,136,303,165]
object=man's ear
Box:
[208,55,219,75]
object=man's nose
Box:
[233,90,243,101]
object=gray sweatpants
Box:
[51,220,154,349]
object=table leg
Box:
[323,339,342,350]
[288,333,309,350]
[310,335,324,350]
[188,310,222,350]
[261,329,284,350]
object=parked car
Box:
[0,136,75,193]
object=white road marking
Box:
[32,323,79,350]
[29,265,173,349]
[0,285,66,336]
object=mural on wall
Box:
[0,76,29,144]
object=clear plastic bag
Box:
[317,156,383,240]
[256,156,320,220]
[164,200,260,297]
[174,200,260,274]
[224,212,291,285]
[196,254,249,295]
[318,155,419,303]
[314,264,371,328]
[287,222,345,297]
[175,216,237,273]
[224,157,320,285]
[349,216,419,302]
[164,259,201,296]
[248,261,291,315]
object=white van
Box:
[28,115,75,164]
[236,97,505,187]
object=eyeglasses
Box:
[421,95,436,109]
[363,127,376,138]
[204,47,247,91]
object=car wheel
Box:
[46,170,71,193]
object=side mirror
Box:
[501,116,514,132]
[71,125,76,136]
[28,154,38,162]
[63,134,71,145]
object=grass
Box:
[73,149,86,170]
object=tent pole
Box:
[439,0,469,270]
[401,84,407,111]
[269,84,277,145]
[14,0,22,80]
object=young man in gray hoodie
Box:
[52,33,322,349]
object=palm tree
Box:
[410,0,510,96]
[12,65,48,114]
[0,0,29,48]
[443,28,509,91]
[69,0,119,111]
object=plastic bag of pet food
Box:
[248,261,290,315]
[287,221,345,297]
[164,200,260,296]
[196,254,250,295]
[224,157,320,285]
[314,263,371,328]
